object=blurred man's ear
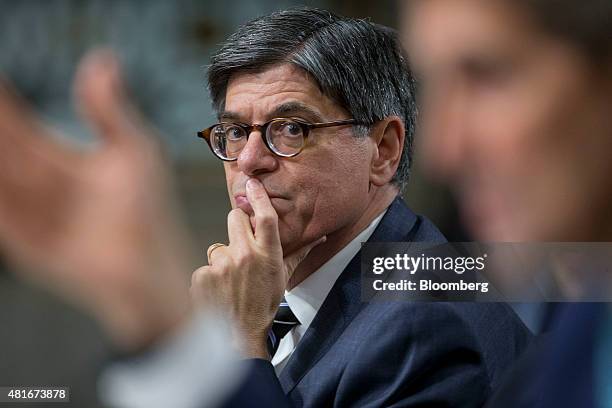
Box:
[369,116,405,187]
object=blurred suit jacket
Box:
[486,302,608,408]
[224,196,532,407]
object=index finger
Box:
[227,208,254,250]
[245,178,281,249]
[0,77,72,162]
[0,77,42,141]
[0,75,87,185]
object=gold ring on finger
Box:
[206,242,226,263]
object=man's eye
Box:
[279,121,303,136]
[285,123,302,136]
[226,127,244,140]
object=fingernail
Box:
[246,178,260,191]
[88,50,121,87]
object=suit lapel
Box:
[279,196,418,394]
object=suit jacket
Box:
[486,302,608,408]
[225,197,531,407]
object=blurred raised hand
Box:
[0,50,196,350]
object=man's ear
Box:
[369,116,405,187]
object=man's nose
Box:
[236,131,279,176]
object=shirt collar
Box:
[284,209,387,331]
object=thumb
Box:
[74,49,147,147]
[284,236,327,278]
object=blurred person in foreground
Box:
[0,51,244,408]
[403,0,612,406]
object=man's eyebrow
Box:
[218,102,325,123]
[218,111,244,122]
[269,102,325,122]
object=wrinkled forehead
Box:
[221,63,347,123]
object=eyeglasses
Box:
[197,117,361,161]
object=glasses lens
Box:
[211,124,247,160]
[267,120,305,157]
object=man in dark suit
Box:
[191,8,531,407]
[223,196,530,407]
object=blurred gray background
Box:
[0,1,461,406]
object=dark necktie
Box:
[267,298,300,357]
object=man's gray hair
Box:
[207,7,417,190]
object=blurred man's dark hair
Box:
[519,0,612,62]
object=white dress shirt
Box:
[271,210,386,374]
